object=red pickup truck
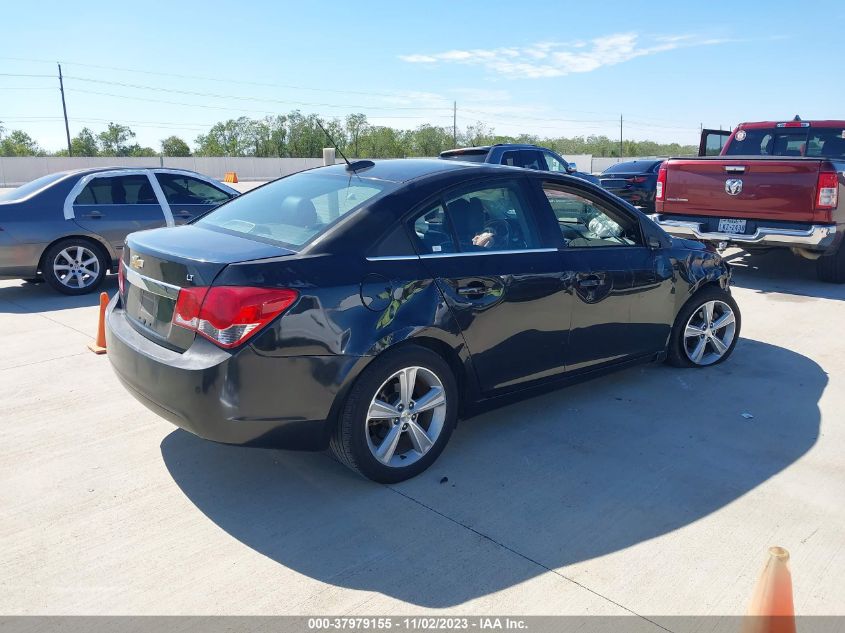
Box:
[650,118,845,282]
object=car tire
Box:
[667,286,741,368]
[330,345,458,483]
[42,238,107,295]
[816,240,845,283]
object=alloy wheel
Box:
[683,299,737,366]
[52,245,100,289]
[365,366,448,467]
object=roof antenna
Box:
[316,118,351,167]
[316,118,375,173]
[793,114,802,121]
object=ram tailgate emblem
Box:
[725,179,743,196]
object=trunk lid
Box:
[660,158,824,223]
[121,225,295,351]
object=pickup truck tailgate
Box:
[661,159,824,223]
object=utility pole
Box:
[619,114,623,158]
[57,63,72,156]
[453,101,457,147]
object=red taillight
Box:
[627,176,648,184]
[173,286,298,349]
[816,171,839,210]
[655,163,667,200]
[118,258,126,295]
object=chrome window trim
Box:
[366,248,559,262]
[62,169,175,227]
[123,266,181,300]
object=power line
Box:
[66,88,452,120]
[63,75,450,112]
[0,55,455,102]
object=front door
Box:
[72,173,168,253]
[409,178,573,394]
[537,181,665,372]
[154,172,234,223]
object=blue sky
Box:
[1,0,843,152]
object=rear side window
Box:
[74,175,158,205]
[156,173,231,205]
[412,203,456,254]
[196,172,394,249]
[0,172,67,201]
[440,152,487,163]
[409,181,539,254]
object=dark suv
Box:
[440,144,600,185]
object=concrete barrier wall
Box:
[0,156,327,187]
[0,154,678,187]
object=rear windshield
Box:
[725,127,845,158]
[440,152,487,163]
[196,171,396,249]
[0,172,68,202]
[602,160,662,174]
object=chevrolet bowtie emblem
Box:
[130,254,144,269]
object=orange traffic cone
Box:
[88,292,109,354]
[743,547,795,633]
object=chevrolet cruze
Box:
[106,159,740,483]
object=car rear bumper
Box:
[648,214,838,251]
[105,295,360,450]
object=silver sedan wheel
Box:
[683,299,737,366]
[53,246,100,289]
[365,366,447,468]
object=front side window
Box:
[542,151,568,172]
[74,175,158,205]
[409,182,539,254]
[197,172,394,249]
[156,173,231,205]
[542,185,641,248]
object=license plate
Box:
[718,218,746,234]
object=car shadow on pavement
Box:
[160,337,824,608]
[727,249,845,302]
[0,276,118,313]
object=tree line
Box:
[0,112,697,159]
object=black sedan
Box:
[599,159,664,213]
[106,159,740,483]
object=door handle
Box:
[80,211,103,219]
[577,276,602,288]
[456,282,487,297]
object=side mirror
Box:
[647,234,662,250]
[568,162,578,171]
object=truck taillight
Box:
[173,286,299,349]
[656,163,667,200]
[816,171,839,210]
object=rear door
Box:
[154,172,234,223]
[409,177,574,394]
[71,173,169,253]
